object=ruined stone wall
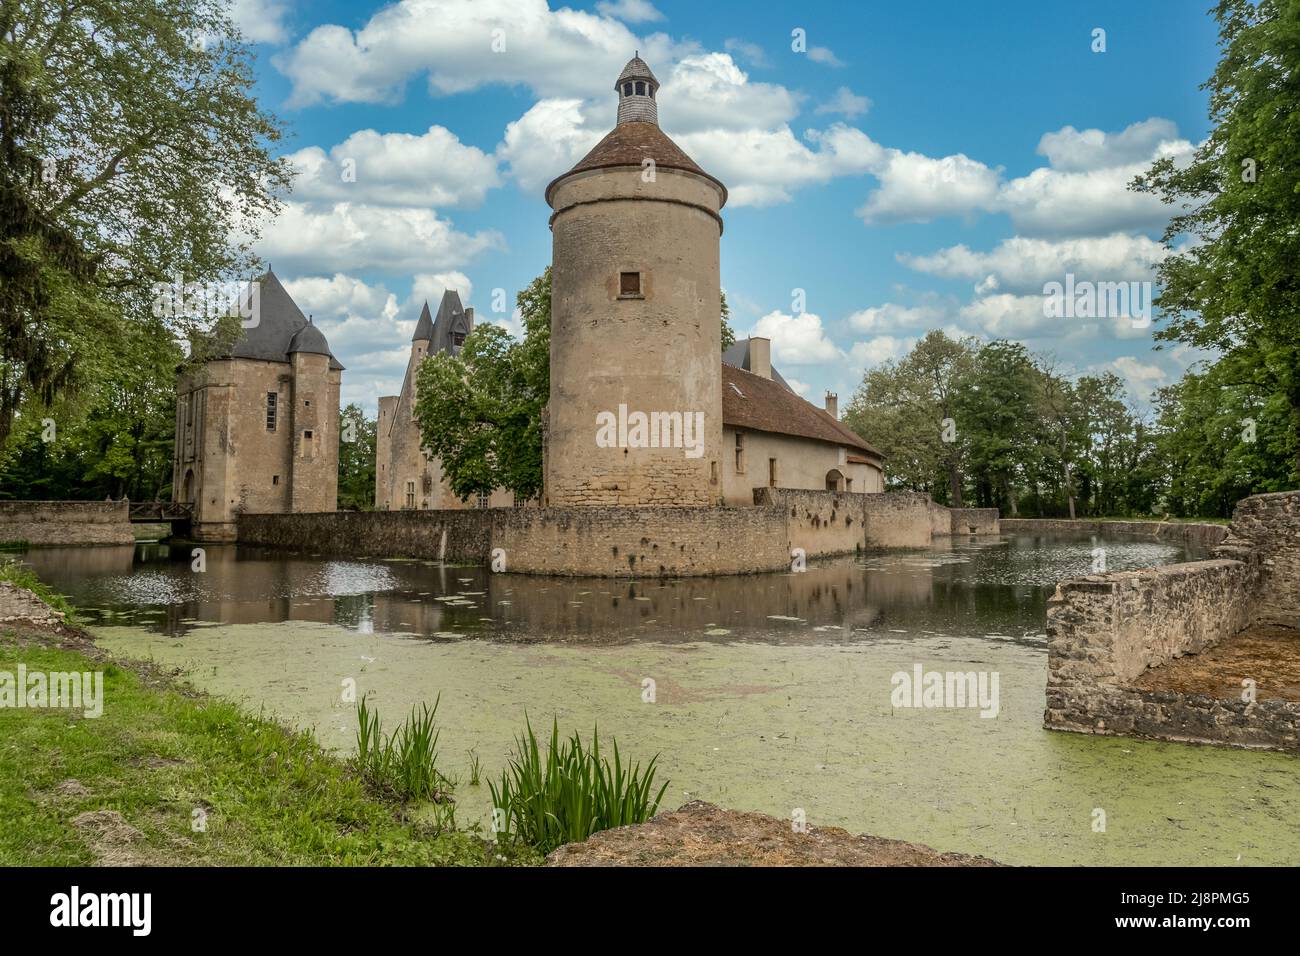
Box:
[0,501,134,546]
[1218,491,1300,628]
[1043,489,1300,752]
[948,508,1000,535]
[862,492,935,548]
[1000,518,1227,551]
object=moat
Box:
[19,534,1300,866]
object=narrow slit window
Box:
[620,272,641,296]
[265,392,277,431]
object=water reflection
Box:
[20,534,1190,645]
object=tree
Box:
[843,330,978,503]
[414,269,551,503]
[720,291,735,351]
[1131,0,1300,486]
[338,403,376,510]
[959,341,1039,514]
[0,0,290,447]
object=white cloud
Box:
[750,310,842,365]
[784,377,811,397]
[1037,118,1180,172]
[857,151,1002,224]
[228,0,292,45]
[849,335,914,368]
[959,293,1055,338]
[498,98,605,193]
[846,302,946,334]
[815,86,870,118]
[658,54,802,134]
[595,0,663,23]
[900,233,1169,294]
[288,126,500,208]
[257,202,503,275]
[275,0,679,106]
[1106,355,1168,398]
[723,38,767,68]
[807,46,843,67]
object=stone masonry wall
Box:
[861,492,935,548]
[948,508,1000,535]
[754,487,863,557]
[1043,489,1300,752]
[493,506,790,576]
[1000,518,1227,551]
[0,501,135,546]
[237,510,492,562]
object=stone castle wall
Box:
[1000,517,1227,551]
[237,489,989,577]
[0,501,135,546]
[1043,490,1300,752]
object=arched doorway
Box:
[825,469,844,492]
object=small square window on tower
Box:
[619,271,641,297]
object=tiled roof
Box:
[545,121,727,206]
[722,363,882,458]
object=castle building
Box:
[173,270,342,541]
[542,55,883,508]
[375,290,513,510]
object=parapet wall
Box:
[0,501,135,546]
[237,489,987,578]
[237,510,492,562]
[1043,490,1300,752]
[1000,518,1227,551]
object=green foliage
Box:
[414,269,552,503]
[337,403,376,510]
[354,694,454,807]
[1131,0,1300,485]
[720,290,735,351]
[1,0,289,456]
[488,717,668,855]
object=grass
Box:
[0,626,504,866]
[0,558,79,622]
[489,718,668,855]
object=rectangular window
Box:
[272,475,279,486]
[619,271,641,296]
[477,492,490,510]
[266,393,277,431]
[451,332,466,348]
[304,430,313,440]
[734,432,745,473]
[768,458,778,487]
[405,481,415,509]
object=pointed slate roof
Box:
[425,289,472,354]
[412,301,434,342]
[222,270,343,370]
[616,54,658,87]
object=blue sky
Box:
[228,0,1220,414]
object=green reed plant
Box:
[488,718,668,855]
[354,694,452,803]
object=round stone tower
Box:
[543,54,727,507]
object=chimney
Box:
[825,391,838,419]
[749,337,771,379]
[465,306,474,328]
